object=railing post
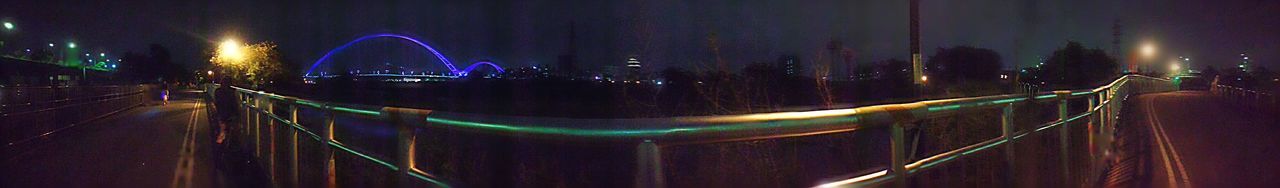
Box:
[288,101,300,188]
[1057,93,1070,186]
[1086,93,1101,185]
[1001,104,1016,187]
[254,93,262,158]
[382,107,430,187]
[891,122,908,188]
[321,106,337,188]
[635,139,665,188]
[266,97,276,185]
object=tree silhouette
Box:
[1041,41,1118,88]
[925,46,1002,86]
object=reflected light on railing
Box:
[696,109,861,123]
[815,169,888,188]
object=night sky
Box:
[5,0,1278,74]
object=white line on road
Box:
[170,100,201,188]
[1145,95,1192,188]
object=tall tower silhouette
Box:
[557,22,579,73]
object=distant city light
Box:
[48,43,54,47]
[67,42,76,49]
[99,53,105,57]
[2,22,13,30]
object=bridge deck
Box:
[1114,91,1280,187]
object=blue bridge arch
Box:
[303,33,503,77]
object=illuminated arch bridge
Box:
[303,33,505,78]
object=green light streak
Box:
[328,142,399,171]
[927,105,962,112]
[333,106,380,116]
[297,100,323,108]
[424,116,861,138]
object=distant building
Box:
[627,57,641,69]
[776,55,798,76]
[1239,52,1251,73]
[625,57,644,81]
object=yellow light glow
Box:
[207,70,214,75]
[921,75,929,82]
[1169,63,1181,72]
[218,39,245,62]
[1140,43,1157,59]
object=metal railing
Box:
[212,74,1175,187]
[1211,84,1276,111]
[1,85,151,153]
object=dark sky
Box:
[5,0,1278,75]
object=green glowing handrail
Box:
[224,74,1173,187]
[228,75,1157,142]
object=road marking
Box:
[1145,95,1192,188]
[1149,96,1193,186]
[170,100,201,188]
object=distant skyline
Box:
[4,0,1278,74]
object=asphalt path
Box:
[0,91,266,188]
[1123,91,1280,187]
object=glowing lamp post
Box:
[218,39,246,62]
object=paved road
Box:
[1125,91,1280,187]
[0,91,265,188]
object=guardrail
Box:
[1211,84,1276,111]
[211,74,1174,187]
[1,85,152,153]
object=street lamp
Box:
[1140,43,1156,58]
[67,42,76,49]
[218,38,245,62]
[2,22,13,30]
[1169,62,1181,72]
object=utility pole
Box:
[910,0,923,97]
